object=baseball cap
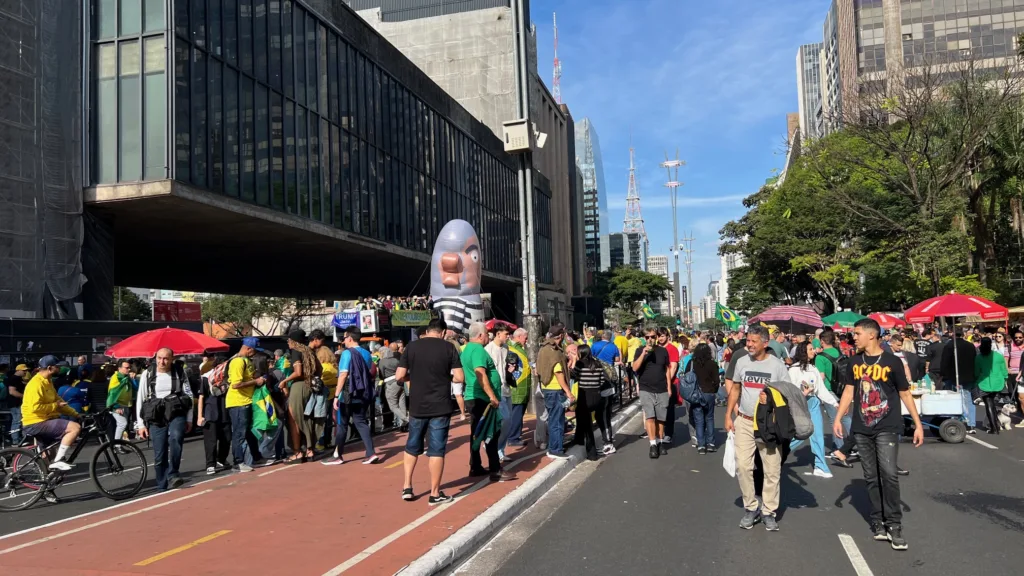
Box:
[242,337,261,350]
[15,363,29,372]
[288,329,307,343]
[38,355,61,369]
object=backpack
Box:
[204,356,239,397]
[771,380,813,441]
[678,359,705,406]
[753,385,796,447]
[140,363,192,426]
[824,352,852,396]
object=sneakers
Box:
[812,468,834,479]
[236,463,254,473]
[602,444,616,455]
[206,466,217,475]
[707,444,717,453]
[498,450,507,463]
[1015,421,1024,428]
[321,457,345,466]
[691,438,698,448]
[871,523,888,541]
[966,427,977,435]
[649,444,660,459]
[697,446,707,455]
[362,455,381,465]
[401,488,415,501]
[169,477,185,489]
[830,453,854,469]
[896,467,909,476]
[490,471,517,482]
[659,443,668,456]
[663,435,672,443]
[469,467,490,476]
[48,460,72,472]
[640,431,649,439]
[43,491,59,504]
[428,491,453,506]
[887,526,908,550]
[763,514,779,531]
[739,509,761,529]
[546,451,569,460]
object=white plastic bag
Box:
[722,431,737,478]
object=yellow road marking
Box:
[385,460,404,469]
[134,530,232,566]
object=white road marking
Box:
[258,465,294,478]
[838,534,875,576]
[965,435,998,449]
[0,490,213,556]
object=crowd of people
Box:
[353,295,433,311]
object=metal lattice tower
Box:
[682,233,695,326]
[623,146,646,238]
[662,150,685,325]
[552,12,562,104]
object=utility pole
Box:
[682,233,695,327]
[661,150,685,328]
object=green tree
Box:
[199,295,318,337]
[603,307,638,330]
[114,287,152,321]
[605,267,673,315]
[699,318,727,332]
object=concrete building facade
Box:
[600,232,647,272]
[646,255,672,316]
[719,251,745,309]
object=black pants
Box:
[576,389,601,459]
[982,392,1001,433]
[203,420,232,468]
[468,399,500,473]
[855,432,902,528]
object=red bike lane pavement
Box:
[0,417,550,576]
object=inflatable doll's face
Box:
[430,220,482,299]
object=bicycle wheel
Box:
[0,448,47,512]
[90,440,147,501]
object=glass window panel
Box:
[342,131,351,230]
[143,36,167,181]
[373,67,381,147]
[306,14,317,112]
[209,0,222,57]
[121,0,143,36]
[309,113,320,220]
[319,25,328,117]
[191,48,207,187]
[224,0,238,66]
[321,117,330,223]
[94,43,117,184]
[328,34,338,123]
[270,0,281,91]
[365,61,375,145]
[294,8,305,105]
[271,92,284,209]
[351,136,360,234]
[175,0,189,37]
[339,41,350,129]
[254,0,267,84]
[381,75,389,152]
[366,144,375,237]
[239,0,253,73]
[95,0,117,39]
[191,0,206,47]
[242,77,255,201]
[331,124,340,227]
[256,85,269,206]
[224,67,239,197]
[375,150,384,239]
[283,0,293,99]
[145,0,166,32]
[285,100,296,212]
[297,106,308,217]
[174,41,190,181]
[356,55,366,137]
[209,59,223,190]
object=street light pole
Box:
[662,151,685,328]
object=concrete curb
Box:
[396,400,642,576]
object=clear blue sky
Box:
[533,0,826,299]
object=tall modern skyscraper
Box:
[796,43,823,141]
[818,0,1024,136]
[600,232,647,272]
[647,255,672,315]
[575,118,608,286]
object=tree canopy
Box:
[114,287,151,321]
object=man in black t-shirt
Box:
[834,318,923,552]
[914,330,931,360]
[395,318,464,505]
[632,328,672,459]
[923,330,945,389]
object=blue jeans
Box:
[688,392,717,447]
[953,383,977,426]
[500,401,527,447]
[259,423,285,460]
[337,401,375,458]
[790,396,831,474]
[822,402,852,451]
[228,406,261,466]
[9,406,22,444]
[150,416,186,490]
[543,390,567,454]
[405,416,451,457]
[497,396,512,452]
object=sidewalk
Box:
[0,415,550,576]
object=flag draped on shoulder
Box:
[715,302,742,330]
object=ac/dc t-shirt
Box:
[846,352,910,436]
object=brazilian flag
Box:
[641,303,657,320]
[715,302,742,330]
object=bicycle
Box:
[0,409,148,512]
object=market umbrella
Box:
[749,305,824,332]
[868,313,906,330]
[106,327,230,358]
[902,292,1009,389]
[485,319,518,331]
[822,310,867,328]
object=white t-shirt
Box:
[787,365,837,407]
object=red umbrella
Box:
[903,293,1008,324]
[749,305,823,328]
[485,319,518,331]
[106,327,230,358]
[869,313,906,329]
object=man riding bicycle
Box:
[21,355,81,472]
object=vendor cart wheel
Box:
[938,418,966,443]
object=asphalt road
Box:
[461,407,1024,576]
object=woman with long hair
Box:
[787,341,836,478]
[570,345,610,460]
[975,337,1009,434]
[683,343,719,454]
